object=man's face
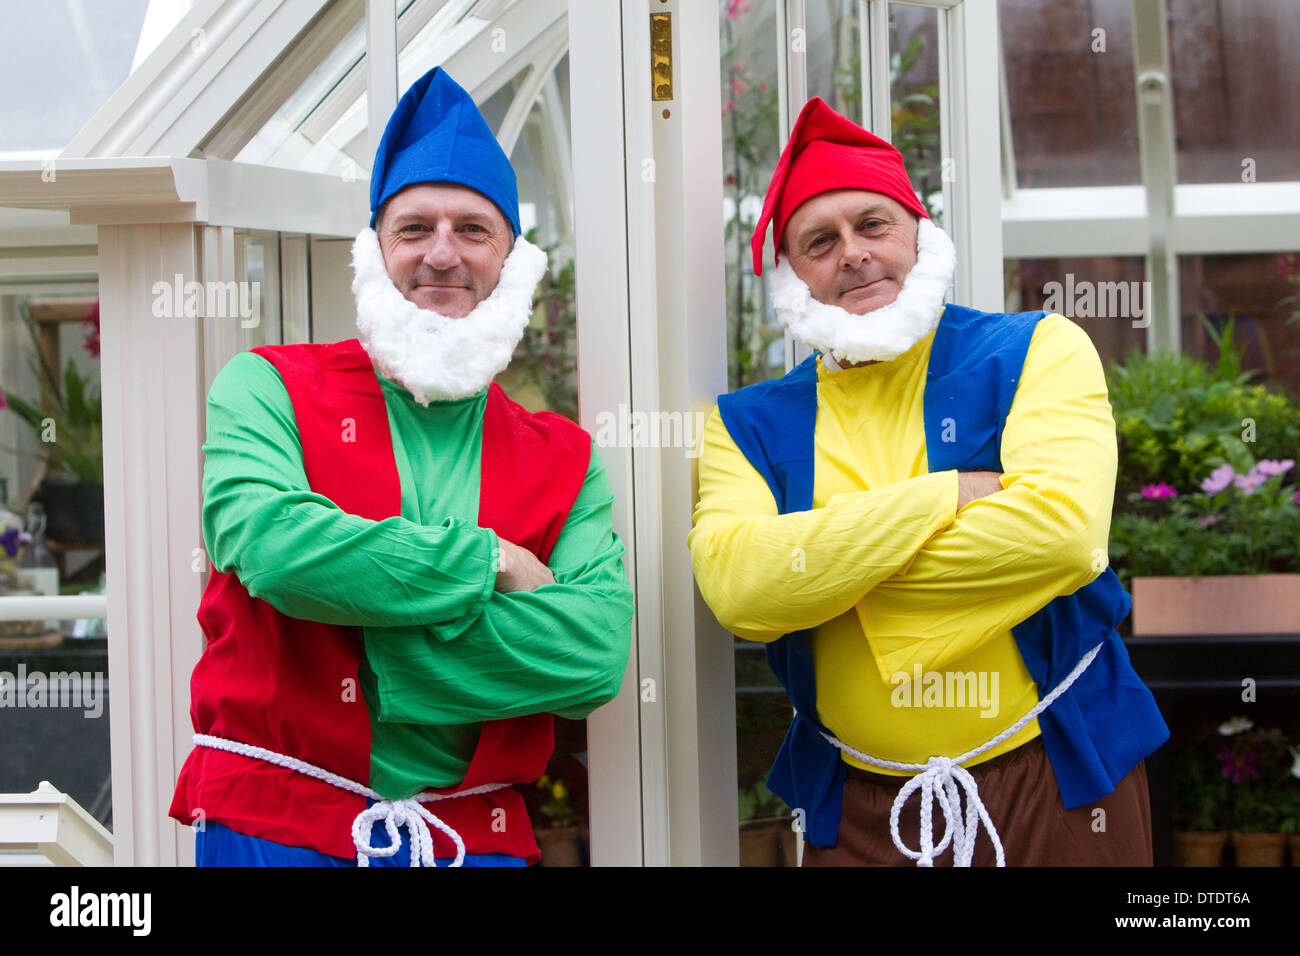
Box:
[377,182,512,317]
[782,190,919,314]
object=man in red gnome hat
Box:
[688,98,1167,866]
[170,68,634,867]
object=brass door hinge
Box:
[651,12,673,101]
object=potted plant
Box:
[1107,319,1300,635]
[532,774,584,867]
[1170,728,1232,866]
[1110,461,1300,634]
[1217,719,1291,866]
[0,301,104,543]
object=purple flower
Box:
[1294,489,1300,505]
[1197,513,1225,527]
[0,526,20,558]
[1200,464,1235,495]
[1140,483,1178,500]
[1233,469,1267,495]
[1218,745,1260,785]
[1254,459,1295,477]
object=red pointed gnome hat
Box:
[751,97,929,275]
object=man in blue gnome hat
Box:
[171,67,634,867]
[688,97,1168,866]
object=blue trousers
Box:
[195,819,527,867]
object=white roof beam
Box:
[63,0,337,160]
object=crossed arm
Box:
[687,315,1116,678]
[201,351,634,724]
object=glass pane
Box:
[1168,0,1300,184]
[1005,256,1148,370]
[890,2,943,225]
[233,16,368,177]
[496,55,580,423]
[0,0,150,156]
[720,0,784,391]
[720,0,799,867]
[242,232,282,349]
[234,0,488,176]
[0,292,111,837]
[999,0,1141,187]
[1178,252,1300,396]
[807,0,866,122]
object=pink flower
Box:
[721,99,736,114]
[1254,459,1295,477]
[1294,489,1300,505]
[1140,483,1178,500]
[83,300,100,359]
[726,0,754,21]
[1197,513,1225,527]
[758,82,768,94]
[732,76,748,97]
[0,390,7,412]
[1200,464,1235,495]
[1233,469,1267,495]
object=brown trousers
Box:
[803,735,1153,866]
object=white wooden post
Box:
[96,221,208,866]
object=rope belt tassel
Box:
[822,642,1103,867]
[193,733,510,867]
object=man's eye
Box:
[861,219,884,231]
[810,235,830,248]
[463,223,486,234]
[402,224,427,234]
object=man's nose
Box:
[422,226,460,270]
[840,230,871,269]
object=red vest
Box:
[169,339,592,862]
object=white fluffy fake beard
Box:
[351,228,548,405]
[767,216,957,366]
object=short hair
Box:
[374,197,394,234]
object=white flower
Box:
[1290,746,1300,781]
[1217,716,1254,736]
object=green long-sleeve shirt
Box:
[201,350,634,797]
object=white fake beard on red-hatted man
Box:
[767,216,957,367]
[351,227,548,405]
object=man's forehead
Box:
[790,190,911,233]
[383,183,506,226]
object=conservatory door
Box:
[0,0,735,866]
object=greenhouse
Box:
[0,0,1297,870]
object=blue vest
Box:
[716,305,1168,848]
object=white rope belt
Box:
[193,733,510,867]
[821,642,1103,868]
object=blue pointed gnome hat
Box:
[369,67,520,235]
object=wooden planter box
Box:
[1131,575,1300,636]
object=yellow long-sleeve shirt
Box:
[688,311,1117,775]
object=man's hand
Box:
[956,471,1003,511]
[495,538,555,593]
